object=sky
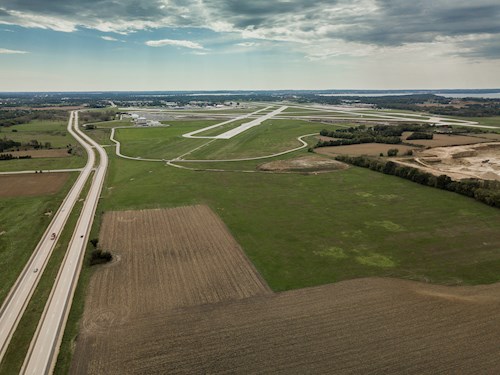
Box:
[0,0,499,91]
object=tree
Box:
[387,148,399,157]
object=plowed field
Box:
[0,173,69,197]
[72,206,500,374]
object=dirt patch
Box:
[402,132,494,147]
[258,155,349,173]
[406,142,500,180]
[3,149,70,159]
[0,173,69,197]
[72,275,500,374]
[316,143,416,157]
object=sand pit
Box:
[258,155,349,173]
[413,142,500,180]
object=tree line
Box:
[335,155,500,208]
[315,124,432,148]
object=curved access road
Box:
[0,112,95,364]
[21,112,108,374]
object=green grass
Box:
[455,116,500,127]
[99,151,500,290]
[0,173,90,375]
[115,119,335,161]
[0,120,75,148]
[0,156,85,172]
[116,120,218,159]
[187,119,336,160]
[0,173,78,305]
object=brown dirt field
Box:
[71,206,500,375]
[258,155,349,173]
[80,206,270,319]
[402,132,494,147]
[316,143,416,157]
[3,149,70,158]
[72,277,500,374]
[0,173,69,197]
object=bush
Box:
[387,148,399,157]
[89,249,112,266]
[407,132,433,140]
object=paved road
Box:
[0,112,95,364]
[21,112,108,374]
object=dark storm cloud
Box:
[0,0,499,58]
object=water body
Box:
[318,92,500,99]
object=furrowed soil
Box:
[72,205,500,374]
[0,173,70,197]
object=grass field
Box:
[1,120,75,148]
[457,116,500,127]
[0,173,78,305]
[0,156,85,172]
[99,150,500,290]
[0,173,90,375]
[115,119,338,161]
[60,112,500,372]
[115,121,219,159]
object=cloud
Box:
[145,38,204,49]
[0,0,499,59]
[0,47,28,54]
[237,42,259,47]
[101,36,119,42]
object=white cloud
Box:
[101,36,119,42]
[0,47,28,54]
[145,38,204,49]
[237,42,259,47]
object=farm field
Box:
[401,132,499,147]
[2,119,76,148]
[0,173,77,304]
[60,106,500,373]
[72,278,500,374]
[316,143,416,157]
[0,173,70,197]
[71,205,500,374]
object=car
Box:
[33,268,38,273]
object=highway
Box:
[0,112,95,364]
[21,111,108,374]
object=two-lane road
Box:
[0,112,95,363]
